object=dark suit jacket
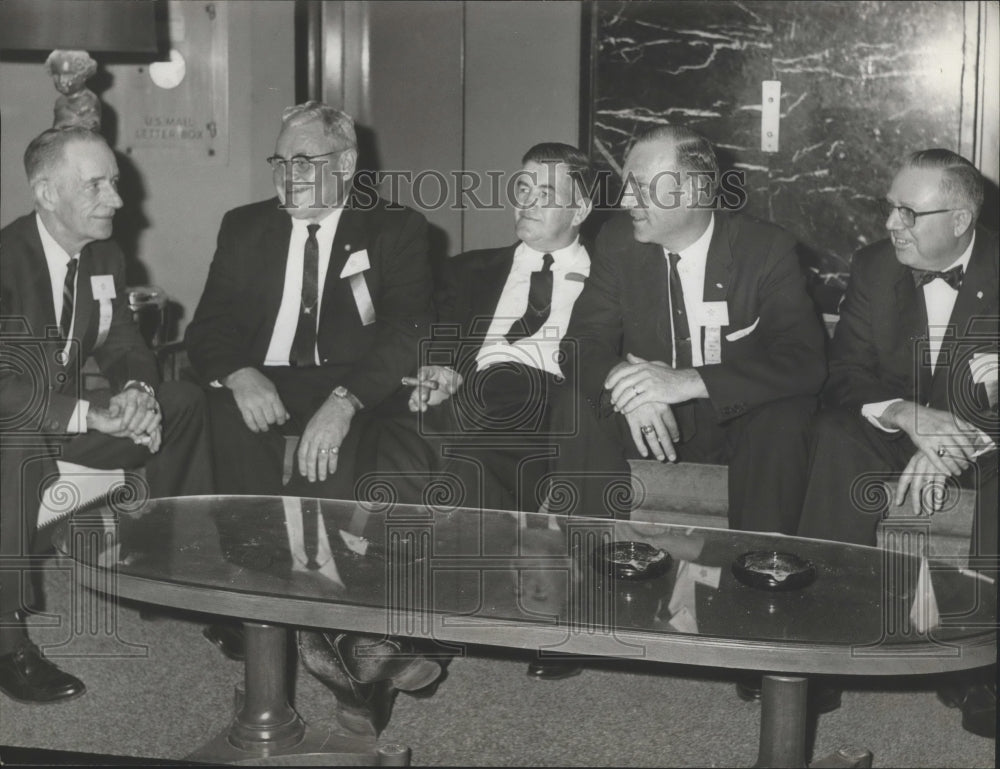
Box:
[0,213,159,434]
[432,241,592,375]
[825,226,999,439]
[568,211,827,421]
[184,196,433,409]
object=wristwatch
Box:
[332,385,363,411]
[124,380,156,398]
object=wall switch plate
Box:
[761,80,781,153]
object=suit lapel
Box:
[701,213,733,305]
[893,267,932,403]
[325,205,367,300]
[260,206,293,329]
[18,216,60,334]
[472,244,517,333]
[930,229,999,405]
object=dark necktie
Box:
[290,224,321,367]
[302,498,321,570]
[911,264,964,291]
[60,256,79,340]
[667,252,692,368]
[506,252,554,343]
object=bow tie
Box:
[911,264,964,290]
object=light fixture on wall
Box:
[0,0,159,131]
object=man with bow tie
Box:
[797,149,997,739]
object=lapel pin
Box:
[344,243,351,251]
[976,291,983,299]
[716,283,723,289]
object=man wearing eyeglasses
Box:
[186,101,433,501]
[798,148,997,739]
[185,102,441,733]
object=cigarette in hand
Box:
[401,377,439,390]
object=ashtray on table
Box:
[596,541,672,580]
[732,551,817,591]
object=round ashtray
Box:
[732,551,817,591]
[597,541,672,581]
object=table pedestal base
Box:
[187,622,410,766]
[754,675,872,769]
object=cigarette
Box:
[958,568,996,584]
[400,377,439,389]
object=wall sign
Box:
[119,0,228,162]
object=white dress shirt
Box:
[264,207,344,366]
[863,234,983,435]
[475,238,590,377]
[662,214,715,368]
[36,214,87,433]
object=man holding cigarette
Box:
[401,142,594,518]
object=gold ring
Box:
[640,425,655,434]
[937,446,947,457]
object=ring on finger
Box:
[640,425,655,435]
[937,446,947,457]
[318,448,329,454]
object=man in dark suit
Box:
[394,142,594,681]
[0,126,212,704]
[551,124,831,707]
[401,142,594,517]
[185,101,440,736]
[554,125,826,532]
[186,101,433,502]
[798,149,997,739]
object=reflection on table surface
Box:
[57,495,995,654]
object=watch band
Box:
[124,380,156,398]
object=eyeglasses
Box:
[266,150,343,174]
[878,200,958,228]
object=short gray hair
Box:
[281,101,356,150]
[903,148,983,220]
[24,125,105,184]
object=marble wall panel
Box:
[590,1,967,312]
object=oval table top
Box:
[56,495,997,676]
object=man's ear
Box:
[32,178,56,213]
[952,208,974,238]
[338,148,358,178]
[572,195,594,227]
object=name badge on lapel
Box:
[90,275,116,348]
[696,301,728,365]
[339,249,375,326]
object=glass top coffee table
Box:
[56,495,996,766]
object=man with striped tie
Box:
[0,126,212,704]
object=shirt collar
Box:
[290,205,344,235]
[516,236,588,271]
[669,213,715,265]
[35,212,79,264]
[942,231,975,273]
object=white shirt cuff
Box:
[67,400,89,434]
[861,399,903,432]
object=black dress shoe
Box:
[202,623,245,662]
[0,642,86,704]
[937,680,996,739]
[736,674,842,715]
[526,659,583,681]
[298,631,443,737]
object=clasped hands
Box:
[404,365,463,413]
[224,367,355,484]
[879,401,995,516]
[87,386,162,452]
[605,353,707,463]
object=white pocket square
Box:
[340,249,370,278]
[725,317,760,342]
